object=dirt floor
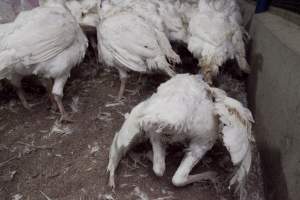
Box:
[0,48,265,200]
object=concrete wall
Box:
[240,1,300,200]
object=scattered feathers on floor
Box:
[107,74,254,200]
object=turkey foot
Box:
[54,94,73,123]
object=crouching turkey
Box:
[0,0,88,121]
[107,74,254,197]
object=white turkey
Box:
[107,74,254,198]
[97,0,180,99]
[0,0,88,122]
[187,0,249,84]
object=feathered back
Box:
[209,87,254,197]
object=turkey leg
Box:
[117,69,128,100]
[150,135,166,177]
[53,94,73,123]
[52,76,72,122]
[172,143,217,186]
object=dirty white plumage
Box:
[187,0,249,84]
[107,74,254,198]
[0,0,88,121]
[97,0,180,99]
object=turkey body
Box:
[107,74,254,199]
[0,1,88,121]
[97,1,180,99]
[187,0,249,84]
